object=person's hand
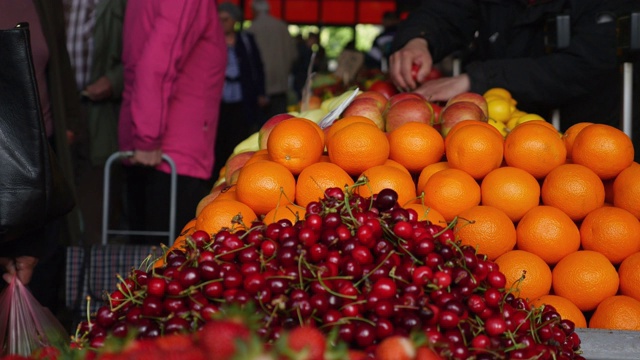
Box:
[413,74,471,102]
[390,38,433,91]
[0,256,38,285]
[131,149,163,166]
[84,76,113,101]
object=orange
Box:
[416,161,449,194]
[404,203,447,226]
[154,219,198,268]
[552,250,619,311]
[562,122,594,159]
[213,186,237,202]
[387,122,445,173]
[383,159,411,175]
[516,206,580,265]
[494,250,552,301]
[195,199,257,235]
[504,122,566,179]
[235,160,296,215]
[245,149,271,166]
[613,162,640,219]
[422,168,481,222]
[325,115,378,147]
[571,124,635,179]
[328,122,390,176]
[480,166,540,222]
[263,204,307,225]
[540,163,605,221]
[579,206,640,264]
[589,295,640,331]
[267,117,324,175]
[356,165,417,207]
[445,123,504,180]
[515,119,557,132]
[530,295,587,328]
[444,120,501,148]
[295,162,355,207]
[454,205,516,261]
[195,193,218,218]
[618,252,640,302]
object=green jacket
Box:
[87,0,126,165]
[34,0,83,245]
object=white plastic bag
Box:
[0,276,68,356]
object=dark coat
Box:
[392,0,626,129]
[230,31,266,127]
[34,0,83,245]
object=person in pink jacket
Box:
[119,0,227,243]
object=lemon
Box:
[516,113,546,126]
[487,97,513,123]
[488,118,509,137]
[483,87,512,100]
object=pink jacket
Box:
[119,0,226,179]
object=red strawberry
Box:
[375,335,415,360]
[197,319,251,360]
[286,326,326,360]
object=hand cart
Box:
[65,151,177,325]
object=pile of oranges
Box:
[188,88,639,332]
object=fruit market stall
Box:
[2,85,640,360]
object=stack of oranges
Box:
[185,88,639,332]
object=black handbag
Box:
[0,23,75,243]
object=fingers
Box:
[0,257,17,284]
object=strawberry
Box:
[415,346,443,360]
[284,326,326,360]
[375,335,415,360]
[197,319,251,360]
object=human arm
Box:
[464,0,619,111]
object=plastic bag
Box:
[0,276,68,356]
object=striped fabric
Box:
[66,245,163,318]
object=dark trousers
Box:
[124,166,209,245]
[213,101,254,183]
[262,92,289,122]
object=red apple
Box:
[439,101,487,136]
[388,92,426,107]
[446,92,489,118]
[355,91,388,110]
[368,80,398,99]
[224,151,255,184]
[341,98,385,130]
[384,98,435,132]
[258,113,295,149]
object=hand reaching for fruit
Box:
[389,38,433,91]
[413,74,471,102]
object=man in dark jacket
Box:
[389,0,627,130]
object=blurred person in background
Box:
[306,32,329,73]
[247,0,297,120]
[389,0,625,130]
[0,0,83,314]
[212,2,266,182]
[64,0,126,246]
[365,11,400,71]
[119,0,226,243]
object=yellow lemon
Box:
[488,118,509,137]
[487,97,513,123]
[516,113,546,126]
[483,87,513,100]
